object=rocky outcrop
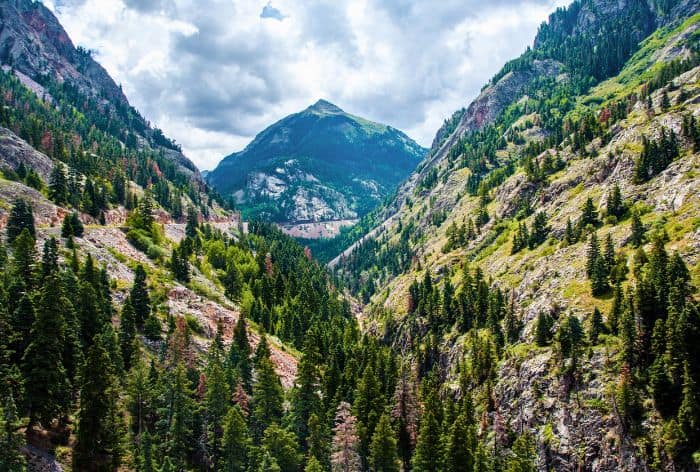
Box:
[0,126,53,180]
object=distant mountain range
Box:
[206,100,426,226]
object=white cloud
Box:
[45,0,570,170]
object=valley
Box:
[0,0,699,471]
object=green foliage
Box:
[5,200,35,246]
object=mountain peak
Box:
[308,99,343,114]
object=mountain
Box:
[0,0,199,180]
[331,1,700,470]
[206,99,426,233]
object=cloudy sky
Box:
[44,0,569,170]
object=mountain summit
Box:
[206,100,426,232]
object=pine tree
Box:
[11,229,36,290]
[354,365,384,460]
[0,395,26,472]
[630,211,645,247]
[261,423,302,472]
[412,386,443,472]
[185,207,199,237]
[331,402,362,472]
[22,275,72,427]
[223,262,243,302]
[131,264,151,326]
[527,211,549,249]
[678,361,699,449]
[591,254,610,296]
[588,307,605,345]
[140,430,155,472]
[204,336,228,466]
[220,406,250,472]
[564,217,578,245]
[586,232,600,278]
[164,363,196,469]
[606,184,625,219]
[290,346,321,449]
[444,402,476,472]
[73,332,125,471]
[227,315,252,391]
[608,280,624,335]
[6,200,35,245]
[580,197,599,230]
[604,233,615,273]
[71,212,84,237]
[391,365,418,470]
[369,413,400,472]
[119,298,137,371]
[251,354,284,439]
[61,213,74,238]
[48,164,68,205]
[505,432,536,472]
[170,243,190,283]
[535,312,552,347]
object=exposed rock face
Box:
[0,126,53,180]
[208,99,426,226]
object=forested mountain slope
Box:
[332,1,700,470]
[207,100,425,231]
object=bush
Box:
[185,314,204,335]
[146,244,166,260]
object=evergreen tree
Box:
[535,312,552,347]
[331,402,362,472]
[391,365,418,470]
[606,184,625,219]
[290,346,321,449]
[412,386,443,472]
[164,363,196,469]
[131,264,151,326]
[61,213,74,238]
[170,243,190,283]
[591,254,610,296]
[11,230,36,290]
[251,354,284,439]
[119,298,137,371]
[368,413,400,472]
[586,232,600,278]
[0,395,26,472]
[527,211,549,249]
[261,423,302,472]
[227,315,252,391]
[140,430,155,472]
[48,164,69,205]
[579,197,599,230]
[444,401,476,472]
[71,212,84,237]
[220,406,250,472]
[185,207,199,238]
[354,365,384,460]
[678,361,699,449]
[505,433,536,472]
[73,333,125,471]
[588,307,605,345]
[630,211,645,247]
[22,275,72,426]
[6,200,35,245]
